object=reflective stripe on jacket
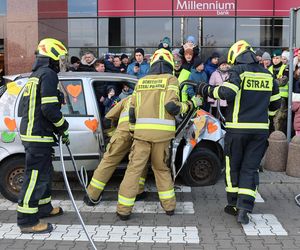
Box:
[130,74,189,142]
[20,66,67,147]
[208,64,281,134]
[178,69,191,102]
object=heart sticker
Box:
[207,122,218,134]
[84,119,99,132]
[66,84,82,98]
[1,131,16,143]
[4,117,17,131]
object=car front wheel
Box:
[181,148,221,186]
[0,156,25,202]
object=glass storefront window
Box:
[173,18,200,47]
[39,19,68,46]
[0,0,6,16]
[98,18,109,47]
[98,18,134,47]
[273,18,289,47]
[136,18,172,47]
[68,0,97,17]
[203,18,235,47]
[237,18,272,47]
[68,19,97,47]
[99,47,135,57]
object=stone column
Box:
[5,0,38,75]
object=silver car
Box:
[0,72,224,202]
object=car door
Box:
[52,77,101,172]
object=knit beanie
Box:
[211,52,220,59]
[255,49,264,57]
[262,52,271,61]
[281,50,290,59]
[186,35,196,44]
[193,57,203,68]
[162,37,171,47]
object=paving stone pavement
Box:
[0,170,300,249]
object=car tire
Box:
[0,156,25,202]
[181,148,221,186]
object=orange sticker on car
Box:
[4,117,17,131]
[84,119,99,132]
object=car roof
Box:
[4,72,138,82]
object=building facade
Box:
[1,0,300,75]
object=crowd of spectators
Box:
[66,36,300,136]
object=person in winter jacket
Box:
[208,59,230,118]
[102,86,120,115]
[127,48,150,79]
[293,65,300,93]
[182,47,194,71]
[158,37,171,52]
[204,52,220,80]
[292,93,300,135]
[106,56,126,73]
[119,83,133,100]
[77,52,97,72]
[120,54,129,71]
[187,57,208,98]
[262,52,272,69]
[68,56,80,71]
[179,35,199,60]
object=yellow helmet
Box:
[227,40,254,65]
[150,48,174,69]
[37,38,68,61]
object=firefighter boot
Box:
[224,205,238,216]
[20,222,53,234]
[116,212,131,221]
[39,207,63,219]
[237,209,249,224]
[83,193,103,207]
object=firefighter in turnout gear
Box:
[17,38,69,233]
[84,96,148,205]
[197,40,281,224]
[116,48,196,220]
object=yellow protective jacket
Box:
[105,96,131,132]
[129,74,190,142]
[268,64,288,98]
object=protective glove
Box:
[191,96,203,107]
[197,82,210,98]
[57,90,66,106]
[59,129,70,145]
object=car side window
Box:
[59,79,87,116]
